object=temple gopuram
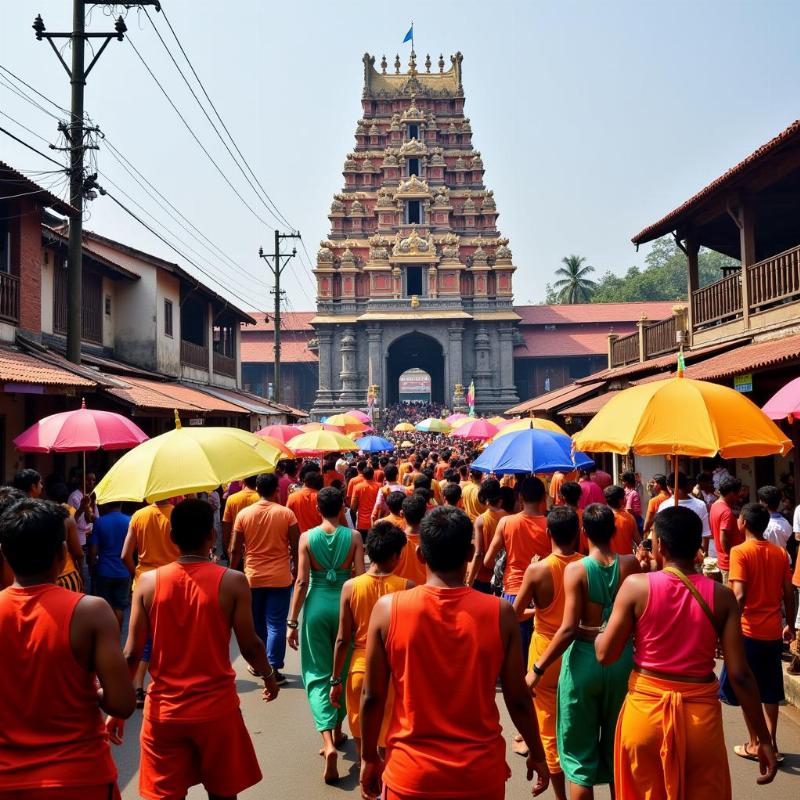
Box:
[311,50,521,416]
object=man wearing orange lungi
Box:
[513,506,582,800]
[595,505,777,799]
[330,520,412,760]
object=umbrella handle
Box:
[673,454,679,507]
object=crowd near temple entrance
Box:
[386,333,443,405]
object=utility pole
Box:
[34,1,161,363]
[259,230,300,403]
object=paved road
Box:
[116,645,800,799]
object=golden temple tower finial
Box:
[380,54,387,74]
[408,50,417,75]
[438,54,445,73]
[394,53,401,74]
[425,54,431,73]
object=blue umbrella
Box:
[471,429,594,475]
[355,435,395,453]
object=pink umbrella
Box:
[450,418,499,441]
[14,399,148,453]
[345,408,371,424]
[762,377,800,421]
[255,424,304,444]
[446,412,469,424]
[14,399,149,495]
[495,419,516,430]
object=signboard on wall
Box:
[734,373,753,393]
[399,368,431,401]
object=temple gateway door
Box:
[386,332,445,405]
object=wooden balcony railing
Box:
[213,350,236,378]
[0,272,20,324]
[610,332,639,367]
[645,315,676,358]
[180,339,208,370]
[748,244,800,310]
[692,272,742,328]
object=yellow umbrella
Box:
[393,422,416,432]
[326,413,370,434]
[400,440,414,448]
[573,376,792,504]
[287,430,359,456]
[495,417,567,438]
[488,416,506,426]
[95,415,283,504]
[573,377,791,458]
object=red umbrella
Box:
[14,399,148,453]
[252,433,295,458]
[14,399,149,495]
[300,422,345,433]
[255,424,304,444]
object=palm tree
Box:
[552,255,597,303]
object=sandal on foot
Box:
[733,744,759,762]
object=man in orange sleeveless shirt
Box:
[121,497,180,706]
[359,505,548,800]
[393,492,428,586]
[109,498,279,800]
[513,506,582,800]
[0,499,135,800]
[604,485,641,555]
[484,476,550,657]
[330,520,412,760]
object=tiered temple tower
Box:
[311,51,520,416]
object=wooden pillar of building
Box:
[739,198,755,329]
[685,236,699,345]
[637,314,648,362]
[607,332,618,369]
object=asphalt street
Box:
[114,641,800,800]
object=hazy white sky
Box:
[1,1,798,313]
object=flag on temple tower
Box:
[466,380,475,416]
[403,24,414,45]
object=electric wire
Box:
[154,6,295,232]
[100,185,260,313]
[97,168,271,292]
[0,126,66,168]
[0,63,71,117]
[142,7,287,232]
[126,36,277,232]
[99,139,272,289]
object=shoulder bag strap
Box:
[662,567,719,635]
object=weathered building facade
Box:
[311,51,520,416]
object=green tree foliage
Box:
[544,238,738,304]
[550,255,597,303]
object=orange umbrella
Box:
[326,413,371,434]
[252,432,295,458]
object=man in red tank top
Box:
[359,505,549,800]
[108,499,279,800]
[0,498,135,800]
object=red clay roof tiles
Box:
[0,348,95,388]
[632,118,800,244]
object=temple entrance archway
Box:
[398,368,432,403]
[386,332,445,405]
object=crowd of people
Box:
[0,440,799,800]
